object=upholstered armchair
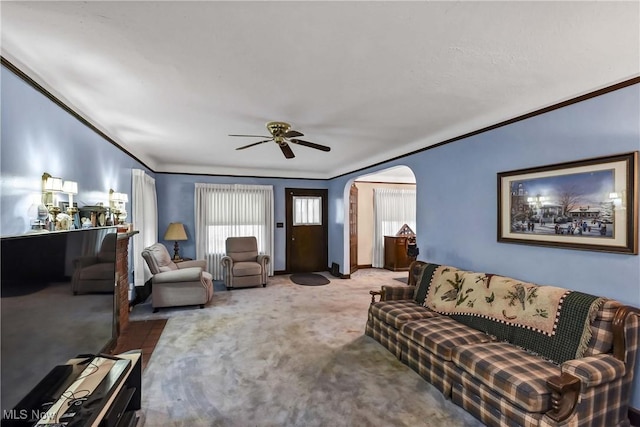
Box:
[141,243,214,312]
[220,236,270,290]
[71,232,117,295]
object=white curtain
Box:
[195,183,274,280]
[372,188,417,268]
[132,169,158,288]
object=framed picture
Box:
[497,151,638,254]
[59,201,69,212]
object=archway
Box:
[342,165,417,275]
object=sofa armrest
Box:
[176,259,206,270]
[152,267,203,284]
[220,256,233,269]
[561,354,626,388]
[370,285,417,303]
[381,285,416,301]
[369,290,383,303]
[546,372,581,423]
[257,254,270,266]
[612,305,640,361]
[545,354,627,423]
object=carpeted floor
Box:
[130,269,483,427]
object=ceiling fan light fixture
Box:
[230,121,330,159]
[266,121,291,137]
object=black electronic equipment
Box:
[0,353,141,427]
[1,228,119,415]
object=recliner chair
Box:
[141,243,214,312]
[220,236,270,290]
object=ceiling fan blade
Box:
[229,134,272,138]
[290,139,331,152]
[235,139,272,150]
[279,143,295,159]
[283,130,304,138]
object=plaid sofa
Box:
[365,261,640,427]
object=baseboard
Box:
[357,264,373,269]
[629,407,640,426]
[274,270,288,275]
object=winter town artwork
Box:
[509,170,614,237]
[498,152,638,254]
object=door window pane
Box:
[293,196,322,225]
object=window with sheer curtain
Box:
[195,183,274,280]
[372,188,416,268]
[132,169,158,288]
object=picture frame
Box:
[497,151,638,254]
[59,201,69,212]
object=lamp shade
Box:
[164,222,188,241]
[44,176,63,192]
[111,192,128,203]
[62,181,78,194]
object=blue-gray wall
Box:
[328,83,640,407]
[2,62,639,408]
[329,85,640,306]
[155,174,327,272]
[0,66,153,236]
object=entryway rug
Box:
[290,273,330,286]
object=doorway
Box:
[349,183,358,274]
[343,165,416,273]
[286,188,328,273]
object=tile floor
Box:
[112,319,167,371]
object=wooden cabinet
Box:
[384,236,415,271]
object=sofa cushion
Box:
[366,316,405,359]
[399,337,458,395]
[422,265,466,312]
[369,300,438,329]
[584,299,621,356]
[451,342,560,413]
[232,261,262,277]
[451,373,546,427]
[426,269,604,364]
[400,316,492,361]
[411,262,441,304]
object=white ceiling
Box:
[356,166,416,184]
[2,1,638,179]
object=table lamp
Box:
[164,222,188,260]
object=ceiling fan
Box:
[230,121,331,159]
